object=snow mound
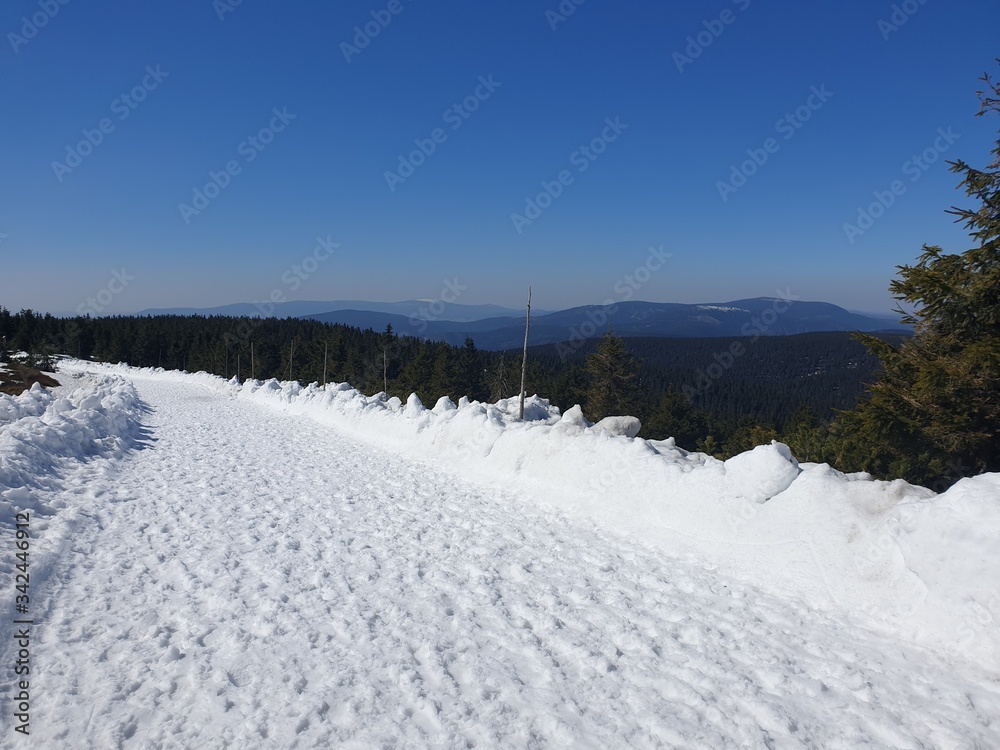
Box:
[724,441,800,503]
[0,381,52,427]
[0,375,146,519]
[0,373,148,643]
[592,415,642,438]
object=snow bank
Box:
[58,361,1000,675]
[0,374,146,518]
[0,373,147,633]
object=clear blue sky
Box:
[1,0,997,316]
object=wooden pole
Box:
[251,342,255,380]
[519,286,531,420]
[323,342,328,389]
[288,339,295,381]
[383,348,387,395]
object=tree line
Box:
[0,308,885,437]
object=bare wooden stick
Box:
[519,286,531,420]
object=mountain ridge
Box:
[137,299,544,323]
[301,298,909,350]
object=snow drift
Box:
[0,373,147,648]
[49,361,1000,676]
[0,374,146,518]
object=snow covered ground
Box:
[1,361,998,748]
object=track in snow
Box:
[4,373,998,748]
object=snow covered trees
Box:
[834,63,1000,488]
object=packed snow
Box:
[1,359,998,748]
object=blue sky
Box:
[1,0,997,316]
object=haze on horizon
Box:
[2,0,997,318]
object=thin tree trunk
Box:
[323,342,328,389]
[251,342,255,380]
[519,286,531,420]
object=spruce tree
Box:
[584,328,640,421]
[642,387,711,450]
[488,353,511,402]
[458,337,486,401]
[835,63,1000,488]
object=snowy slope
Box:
[1,362,998,748]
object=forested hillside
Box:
[525,332,906,429]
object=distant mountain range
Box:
[142,297,908,350]
[138,299,542,323]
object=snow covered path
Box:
[5,372,1000,748]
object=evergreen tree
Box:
[834,64,1000,488]
[547,363,588,414]
[488,353,512,402]
[381,324,395,394]
[398,342,437,401]
[584,328,640,421]
[429,342,461,401]
[641,387,712,450]
[696,434,721,458]
[0,308,10,363]
[720,415,779,457]
[458,337,486,401]
[780,406,829,464]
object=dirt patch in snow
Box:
[0,363,60,395]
